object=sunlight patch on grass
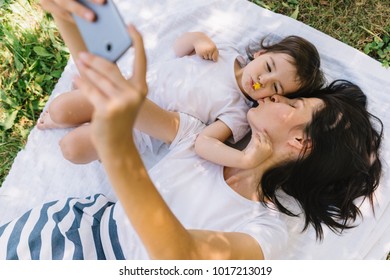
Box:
[9,0,45,31]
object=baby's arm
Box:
[173,32,219,61]
[195,120,272,169]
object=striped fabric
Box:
[0,194,125,260]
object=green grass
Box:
[251,0,390,67]
[0,0,389,259]
[0,0,69,184]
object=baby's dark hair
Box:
[260,80,383,240]
[247,35,325,96]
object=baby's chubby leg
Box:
[60,124,99,164]
[37,90,93,129]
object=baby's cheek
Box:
[257,89,274,99]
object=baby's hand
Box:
[193,37,219,62]
[243,131,273,167]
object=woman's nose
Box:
[270,94,279,102]
[270,95,290,103]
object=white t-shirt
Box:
[0,114,287,260]
[135,47,253,156]
[113,113,288,260]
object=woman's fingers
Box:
[77,52,125,89]
[75,25,147,95]
[74,24,148,118]
[77,54,121,99]
[40,0,103,22]
[73,73,107,113]
[127,25,147,93]
[257,131,270,143]
[53,0,97,21]
[40,0,75,22]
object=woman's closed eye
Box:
[273,84,278,94]
[289,98,304,108]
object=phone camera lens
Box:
[106,43,112,52]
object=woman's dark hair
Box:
[260,80,383,240]
[247,35,325,96]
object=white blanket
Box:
[1,0,389,259]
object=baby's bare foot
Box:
[37,110,62,129]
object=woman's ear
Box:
[253,49,267,58]
[288,137,312,152]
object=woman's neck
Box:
[223,166,264,202]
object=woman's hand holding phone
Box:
[40,0,105,22]
[72,0,132,62]
[74,25,147,156]
[41,0,132,62]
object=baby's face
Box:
[240,51,301,101]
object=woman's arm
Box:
[173,31,219,61]
[75,26,264,260]
[53,17,87,61]
[41,0,179,144]
[195,121,273,169]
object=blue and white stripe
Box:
[0,194,125,260]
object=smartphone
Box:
[73,0,132,62]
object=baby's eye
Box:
[266,62,271,72]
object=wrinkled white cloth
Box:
[0,0,389,259]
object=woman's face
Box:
[240,51,301,100]
[247,95,324,145]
